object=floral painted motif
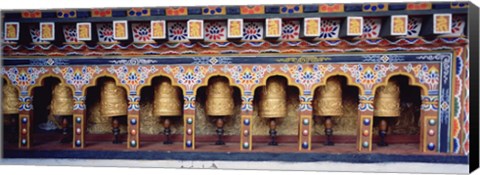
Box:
[107,65,158,94]
[63,25,79,43]
[242,22,263,41]
[164,65,215,93]
[2,67,48,93]
[341,64,398,94]
[29,26,47,43]
[96,23,115,43]
[404,64,440,92]
[421,95,439,111]
[204,21,226,41]
[241,95,254,112]
[358,18,381,39]
[299,95,313,111]
[281,64,335,92]
[132,23,154,43]
[281,20,300,40]
[168,22,188,42]
[128,95,140,111]
[318,19,340,39]
[358,95,374,112]
[53,66,103,93]
[407,17,423,37]
[222,64,274,92]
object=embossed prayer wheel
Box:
[100,79,128,117]
[51,83,74,116]
[313,77,343,117]
[374,80,401,117]
[2,84,20,115]
[259,77,287,118]
[153,79,182,117]
[205,77,234,116]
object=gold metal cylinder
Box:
[2,84,20,115]
[100,79,128,117]
[153,79,182,117]
[51,83,74,116]
[259,77,287,118]
[313,77,343,117]
[374,80,401,117]
[205,77,234,116]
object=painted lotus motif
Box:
[407,17,423,37]
[358,18,381,39]
[168,22,188,42]
[242,22,263,41]
[318,19,340,39]
[63,25,78,43]
[132,23,153,42]
[281,20,300,40]
[204,21,226,41]
[96,23,115,43]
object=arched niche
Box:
[2,77,19,145]
[251,75,300,145]
[84,76,128,144]
[372,75,422,151]
[311,75,360,145]
[194,75,242,145]
[138,76,184,146]
[30,76,63,146]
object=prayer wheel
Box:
[153,79,182,117]
[51,83,74,116]
[374,80,401,117]
[313,77,343,117]
[100,79,128,117]
[2,84,20,115]
[205,77,234,116]
[259,76,287,118]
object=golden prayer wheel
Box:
[205,77,234,116]
[2,84,20,115]
[259,77,287,118]
[51,83,74,116]
[374,80,401,117]
[153,79,182,117]
[313,77,343,117]
[100,79,128,117]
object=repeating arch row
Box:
[2,64,432,100]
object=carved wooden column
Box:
[18,94,32,148]
[72,93,86,148]
[298,95,313,151]
[183,94,195,150]
[357,95,374,152]
[420,95,439,153]
[127,95,140,149]
[240,94,253,151]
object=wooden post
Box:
[357,95,374,152]
[127,95,140,149]
[298,95,313,151]
[183,94,195,150]
[72,94,86,148]
[240,94,253,151]
[18,95,32,149]
[420,95,439,153]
